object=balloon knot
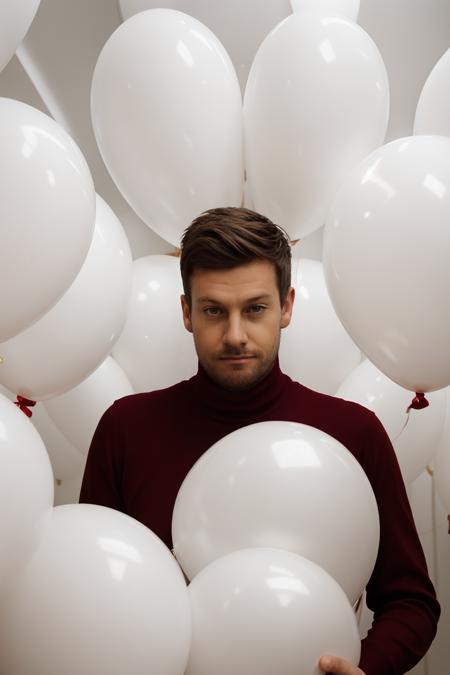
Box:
[406,392,429,413]
[14,395,37,418]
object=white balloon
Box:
[172,421,379,604]
[0,393,53,597]
[0,98,95,341]
[323,134,450,393]
[336,360,447,483]
[279,258,360,394]
[0,1,40,72]
[91,9,243,246]
[244,12,389,239]
[290,0,360,21]
[118,0,293,91]
[186,548,361,675]
[112,255,197,392]
[0,194,132,400]
[45,357,134,455]
[414,48,450,137]
[434,396,450,516]
[0,504,191,675]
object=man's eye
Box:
[247,304,266,314]
[204,307,222,316]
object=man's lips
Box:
[218,355,255,361]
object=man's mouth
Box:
[218,355,255,361]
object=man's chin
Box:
[204,359,272,391]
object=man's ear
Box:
[181,295,193,333]
[280,286,295,329]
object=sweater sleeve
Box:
[79,403,125,513]
[358,411,440,675]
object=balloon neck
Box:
[448,515,450,535]
[406,392,429,413]
[14,395,37,418]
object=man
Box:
[80,207,440,675]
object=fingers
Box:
[319,654,363,675]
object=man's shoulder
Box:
[290,377,376,426]
[286,377,383,455]
[102,378,192,423]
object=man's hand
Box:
[319,655,366,675]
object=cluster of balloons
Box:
[1,2,450,673]
[174,421,373,674]
[1,2,447,479]
[91,5,389,246]
[0,415,371,674]
[173,421,380,605]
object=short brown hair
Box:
[180,207,291,307]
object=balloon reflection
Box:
[272,439,322,469]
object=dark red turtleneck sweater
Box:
[79,359,439,675]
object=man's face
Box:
[181,260,295,391]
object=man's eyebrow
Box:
[244,295,272,303]
[195,296,221,304]
[195,294,272,304]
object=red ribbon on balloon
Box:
[406,392,429,413]
[14,395,37,418]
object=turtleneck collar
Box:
[190,357,289,425]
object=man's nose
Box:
[223,315,248,347]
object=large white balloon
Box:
[172,421,379,604]
[187,548,361,675]
[92,9,243,247]
[414,49,450,137]
[0,98,95,342]
[0,393,53,597]
[290,0,360,21]
[0,195,132,400]
[323,134,450,393]
[118,0,292,91]
[279,258,360,394]
[0,504,191,675]
[244,11,389,240]
[336,360,447,484]
[45,357,134,455]
[112,255,197,392]
[0,1,41,72]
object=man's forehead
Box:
[190,261,278,301]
